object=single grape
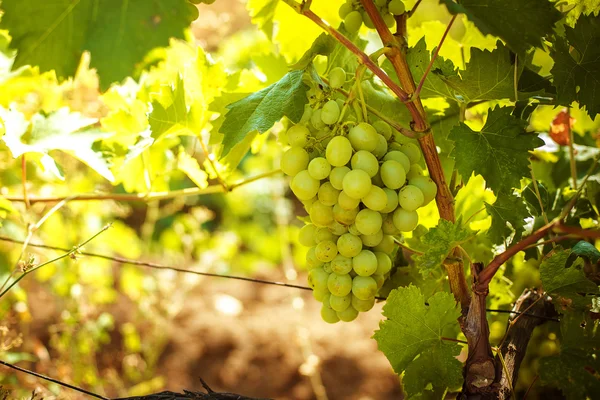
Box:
[373,235,395,254]
[362,186,388,212]
[326,136,353,167]
[342,169,372,199]
[338,2,353,19]
[318,182,340,206]
[312,288,329,302]
[352,250,378,276]
[393,208,419,232]
[449,17,466,42]
[337,305,359,322]
[348,122,378,152]
[333,203,359,225]
[361,229,383,247]
[381,188,399,213]
[380,160,406,190]
[329,166,351,190]
[328,221,348,236]
[328,273,353,297]
[321,303,340,323]
[300,104,313,123]
[400,143,421,164]
[306,246,323,269]
[311,108,326,130]
[310,201,334,227]
[337,233,363,258]
[383,12,396,28]
[344,10,363,33]
[372,120,392,140]
[299,224,318,247]
[409,176,437,205]
[329,293,352,312]
[316,227,335,242]
[352,276,378,300]
[315,240,338,262]
[406,163,424,179]
[338,190,361,210]
[348,224,361,236]
[398,185,424,211]
[323,262,332,273]
[355,209,383,236]
[362,12,375,29]
[373,134,388,159]
[291,170,320,200]
[321,100,341,125]
[352,295,375,312]
[331,254,353,275]
[308,267,329,291]
[372,273,385,289]
[374,251,392,275]
[308,157,331,180]
[382,213,400,235]
[281,146,309,177]
[388,0,406,15]
[329,67,346,89]
[351,150,379,177]
[287,124,310,147]
[383,151,411,172]
[371,170,384,187]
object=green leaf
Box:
[176,147,209,189]
[449,106,544,194]
[247,0,280,38]
[571,241,600,264]
[148,75,190,140]
[374,285,463,397]
[550,14,600,118]
[413,219,475,276]
[440,0,561,54]
[0,0,196,90]
[291,33,336,71]
[484,192,530,245]
[220,70,308,156]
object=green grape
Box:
[308,157,331,180]
[380,160,406,190]
[328,67,346,89]
[375,0,387,6]
[315,240,338,262]
[299,224,318,247]
[306,246,323,269]
[329,293,351,312]
[287,124,310,147]
[383,12,396,28]
[311,108,326,130]
[355,209,383,236]
[362,11,375,29]
[321,100,341,125]
[381,188,399,213]
[362,185,388,211]
[308,267,330,291]
[333,203,359,225]
[338,2,353,19]
[388,0,406,15]
[321,302,340,324]
[348,122,378,152]
[310,201,334,227]
[300,104,313,123]
[382,213,400,234]
[337,233,363,258]
[371,171,384,187]
[352,250,378,276]
[338,190,361,210]
[323,262,332,273]
[302,196,317,213]
[373,235,395,254]
[318,182,340,206]
[372,120,392,140]
[331,254,353,274]
[316,227,335,242]
[342,169,372,199]
[393,208,419,232]
[373,134,388,159]
[361,229,383,247]
[281,147,309,176]
[409,176,437,205]
[312,288,330,302]
[352,276,378,300]
[352,295,375,312]
[449,17,466,42]
[329,221,348,236]
[329,166,350,190]
[398,185,424,211]
[326,136,353,167]
[337,305,359,322]
[348,224,361,236]
[374,252,392,275]
[400,142,421,164]
[344,10,363,33]
[406,163,424,179]
[372,273,385,289]
[351,150,379,177]
[291,170,320,200]
[328,273,353,297]
[383,151,411,172]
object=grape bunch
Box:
[338,0,406,33]
[281,68,437,323]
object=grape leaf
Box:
[571,241,600,264]
[550,14,600,118]
[413,219,475,277]
[220,70,308,156]
[247,0,280,38]
[440,0,561,54]
[484,192,530,246]
[176,147,208,189]
[0,0,196,90]
[374,285,463,397]
[449,106,544,194]
[148,75,190,140]
[428,102,460,154]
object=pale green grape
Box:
[287,124,310,147]
[406,164,424,179]
[352,250,378,276]
[329,67,346,89]
[328,273,353,297]
[372,273,385,289]
[449,17,466,42]
[409,176,437,205]
[342,169,372,199]
[302,196,317,214]
[312,288,329,302]
[373,235,395,254]
[381,188,399,213]
[362,12,375,29]
[329,221,348,236]
[383,12,396,28]
[308,267,329,291]
[299,224,318,247]
[323,262,332,273]
[373,134,388,159]
[348,224,361,236]
[331,254,353,274]
[352,295,375,312]
[311,108,326,130]
[380,160,406,190]
[400,143,421,164]
[281,147,309,177]
[362,185,388,212]
[393,208,419,232]
[316,227,335,242]
[291,170,320,200]
[372,171,384,187]
[361,229,383,247]
[374,251,392,275]
[310,201,334,227]
[382,213,400,234]
[321,100,341,125]
[333,203,359,225]
[351,150,379,177]
[348,122,378,152]
[344,10,363,33]
[388,0,406,15]
[315,240,338,262]
[338,2,353,19]
[355,209,383,235]
[372,120,392,140]
[375,0,387,6]
[337,305,359,322]
[329,293,351,312]
[308,157,331,180]
[337,233,363,258]
[306,246,323,269]
[326,136,353,167]
[352,276,378,300]
[398,185,424,211]
[338,190,361,210]
[383,151,411,172]
[329,166,350,190]
[318,182,340,206]
[321,303,340,323]
[300,104,313,123]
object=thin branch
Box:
[21,155,30,210]
[441,336,468,344]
